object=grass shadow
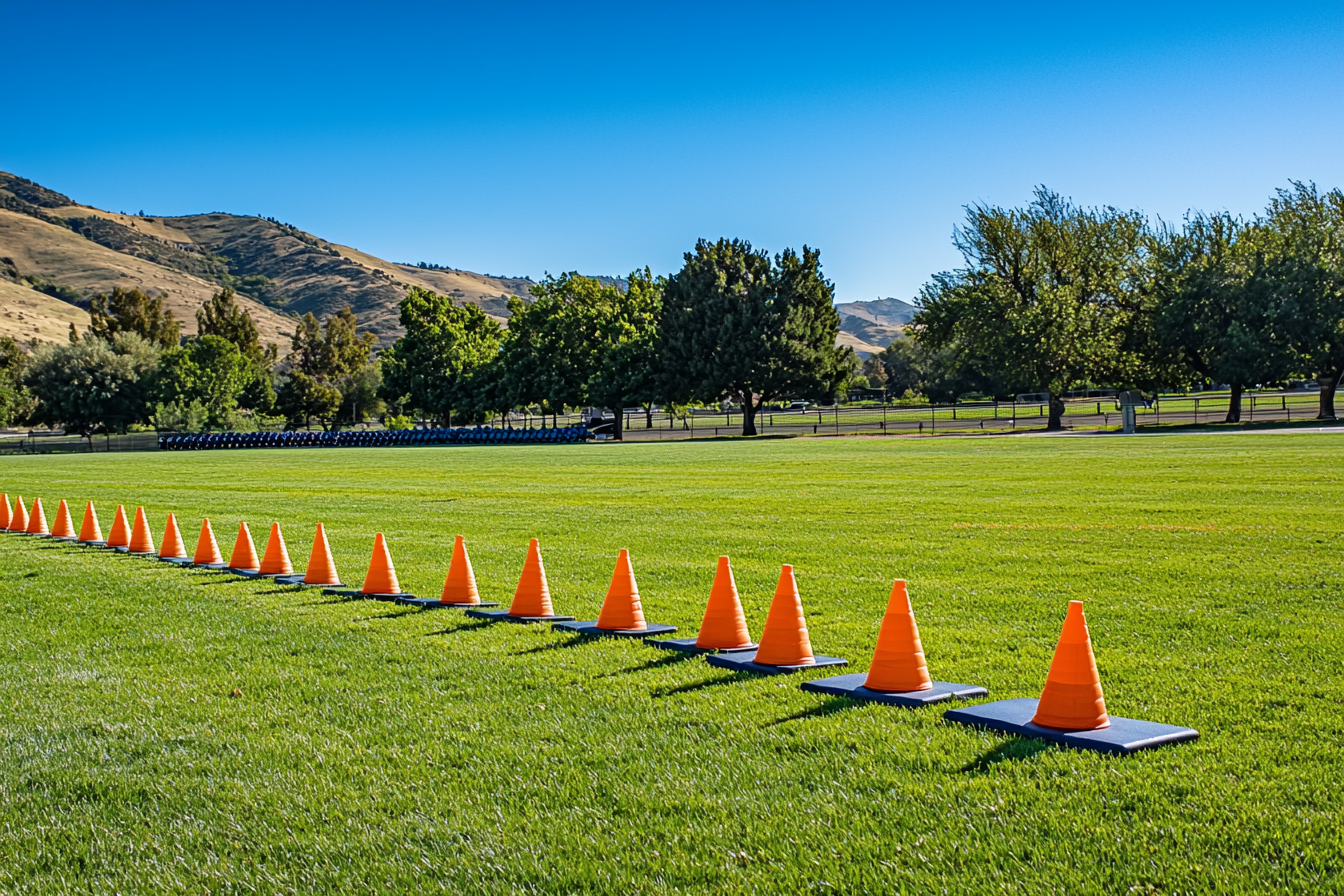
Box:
[195,577,252,586]
[424,619,497,636]
[361,610,418,620]
[602,652,698,677]
[652,671,755,697]
[511,636,601,657]
[959,737,1054,774]
[762,697,863,728]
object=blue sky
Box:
[4,2,1342,304]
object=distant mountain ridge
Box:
[834,297,917,356]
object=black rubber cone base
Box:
[158,556,192,565]
[552,620,678,638]
[463,609,576,624]
[111,546,131,554]
[194,562,229,570]
[705,649,848,676]
[943,698,1199,755]
[644,637,757,654]
[801,673,986,707]
[228,568,264,577]
[322,589,417,602]
[396,597,500,610]
[80,541,107,548]
[273,575,344,588]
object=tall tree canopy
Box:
[23,333,160,437]
[278,306,378,429]
[88,287,180,350]
[195,288,277,412]
[659,239,850,436]
[583,268,663,438]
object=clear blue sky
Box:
[4,2,1342,304]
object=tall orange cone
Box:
[439,535,480,605]
[193,518,224,565]
[25,497,49,535]
[227,521,260,572]
[159,513,188,559]
[302,523,341,585]
[0,493,10,529]
[360,533,402,595]
[128,506,155,553]
[258,523,293,575]
[863,580,933,692]
[7,496,27,533]
[695,556,754,649]
[51,500,77,539]
[78,502,103,543]
[106,505,130,548]
[595,549,647,631]
[508,538,555,617]
[1030,601,1109,730]
[753,565,817,667]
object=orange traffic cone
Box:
[193,518,224,565]
[361,533,402,595]
[159,513,188,559]
[302,523,341,585]
[508,538,555,617]
[51,500,77,539]
[1031,601,1109,730]
[106,505,130,548]
[128,506,155,553]
[7,496,27,533]
[863,580,933,692]
[25,498,49,535]
[227,522,260,572]
[0,493,10,529]
[753,565,817,667]
[78,502,103,543]
[595,549,647,631]
[258,523,293,575]
[695,556,754,649]
[439,535,480,605]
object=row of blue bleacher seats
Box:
[158,426,593,450]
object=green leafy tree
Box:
[338,361,385,426]
[196,288,278,412]
[23,333,159,440]
[276,371,342,429]
[659,239,851,436]
[88,287,180,349]
[496,277,592,420]
[282,306,379,429]
[379,287,502,425]
[0,336,33,427]
[584,268,664,439]
[913,188,1149,430]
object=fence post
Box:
[835,406,839,434]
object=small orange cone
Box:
[78,502,103,543]
[694,556,754,649]
[753,565,817,667]
[439,534,480,605]
[51,500,77,539]
[0,493,10,529]
[193,518,223,565]
[106,505,130,548]
[227,522,260,572]
[507,538,556,617]
[361,533,402,595]
[302,523,341,585]
[7,496,27,533]
[863,580,933,693]
[25,498,49,535]
[258,523,293,575]
[595,549,647,631]
[128,506,156,553]
[159,513,188,559]
[1031,600,1110,730]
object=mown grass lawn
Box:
[0,433,1340,895]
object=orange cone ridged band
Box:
[128,506,155,553]
[440,535,480,605]
[7,496,28,533]
[595,548,646,631]
[159,513,188,559]
[303,523,341,585]
[753,565,816,667]
[51,500,77,538]
[0,493,10,529]
[863,580,932,692]
[193,519,223,565]
[258,523,293,575]
[1031,600,1109,730]
[695,556,753,649]
[106,505,130,548]
[508,538,554,617]
[25,498,49,535]
[361,533,401,595]
[78,502,103,543]
[228,522,260,572]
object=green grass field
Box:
[0,434,1341,894]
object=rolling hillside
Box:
[835,297,917,355]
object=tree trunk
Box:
[612,408,624,441]
[1047,395,1065,431]
[740,397,758,436]
[645,404,653,429]
[1318,370,1339,420]
[1224,383,1243,423]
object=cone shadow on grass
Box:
[763,697,864,728]
[958,738,1054,774]
[605,652,699,677]
[653,671,757,698]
